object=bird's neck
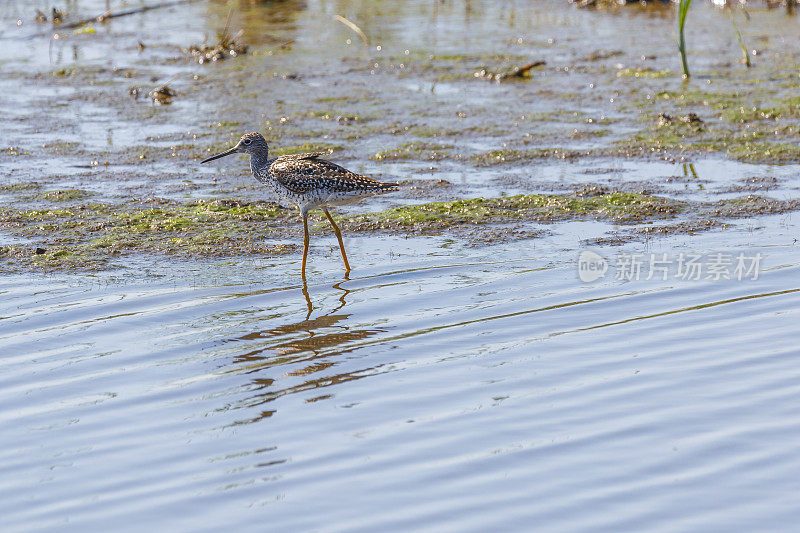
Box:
[249,150,270,175]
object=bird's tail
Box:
[377,181,400,191]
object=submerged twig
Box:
[334,15,368,45]
[474,61,546,82]
[506,61,546,78]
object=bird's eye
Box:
[243,139,252,146]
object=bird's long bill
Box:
[200,146,238,164]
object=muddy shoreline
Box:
[2,0,800,274]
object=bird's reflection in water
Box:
[228,278,385,424]
[301,276,349,321]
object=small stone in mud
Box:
[680,113,703,125]
[51,7,64,25]
[149,85,178,105]
[35,247,46,255]
[657,113,673,127]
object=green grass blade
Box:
[678,0,692,79]
[730,12,751,68]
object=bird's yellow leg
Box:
[301,213,310,280]
[323,207,351,273]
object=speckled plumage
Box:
[258,151,398,213]
[201,131,399,277]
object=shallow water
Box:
[3,0,800,530]
[2,224,800,531]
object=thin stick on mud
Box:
[56,0,199,31]
[334,15,368,46]
[222,5,234,39]
[507,61,546,78]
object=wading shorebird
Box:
[201,132,398,278]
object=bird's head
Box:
[201,132,268,163]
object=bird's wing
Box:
[270,156,392,195]
[274,152,328,161]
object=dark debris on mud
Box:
[187,29,248,64]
